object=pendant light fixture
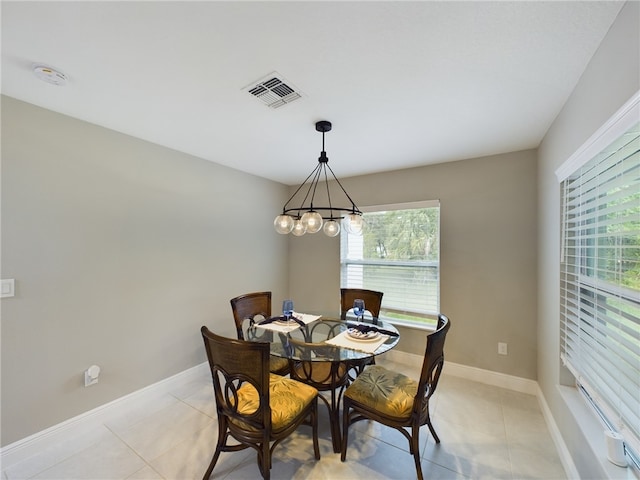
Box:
[274,120,363,237]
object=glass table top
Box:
[243,316,400,362]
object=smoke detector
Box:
[32,64,68,86]
[243,72,302,109]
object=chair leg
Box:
[411,426,423,480]
[328,388,342,453]
[203,450,220,480]
[311,398,321,460]
[426,412,440,443]
[259,441,271,480]
[262,440,271,480]
[203,418,228,480]
[340,403,349,461]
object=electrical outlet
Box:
[1,279,15,298]
[84,365,101,387]
[498,342,508,355]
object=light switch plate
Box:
[1,279,15,298]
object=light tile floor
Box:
[4,358,567,479]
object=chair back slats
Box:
[201,327,271,429]
[230,292,291,376]
[414,314,451,418]
[340,288,384,319]
[230,291,272,340]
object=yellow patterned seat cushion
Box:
[344,365,417,419]
[269,355,289,373]
[230,374,318,432]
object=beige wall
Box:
[2,3,637,464]
[0,96,290,446]
[289,149,538,380]
[537,1,639,478]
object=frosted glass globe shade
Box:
[347,214,364,235]
[274,214,294,234]
[323,220,340,237]
[301,211,323,234]
[292,219,307,236]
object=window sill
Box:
[557,384,638,479]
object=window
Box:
[340,201,440,327]
[559,97,639,461]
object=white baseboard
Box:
[384,349,539,395]
[0,362,209,471]
[538,385,580,480]
[2,354,575,480]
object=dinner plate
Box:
[274,319,297,326]
[347,328,381,342]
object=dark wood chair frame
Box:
[339,288,384,321]
[341,314,451,480]
[201,327,320,480]
[230,291,290,376]
[340,288,384,378]
[230,291,272,340]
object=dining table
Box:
[243,313,400,453]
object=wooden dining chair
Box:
[230,291,290,376]
[341,314,451,480]
[340,288,384,377]
[340,288,384,320]
[201,327,320,480]
[285,336,350,453]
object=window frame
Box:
[340,200,440,329]
[556,90,640,466]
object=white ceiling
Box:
[1,1,625,185]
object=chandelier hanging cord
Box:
[280,161,322,218]
[323,161,362,217]
[280,126,362,219]
[280,161,361,219]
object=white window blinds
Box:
[340,201,440,326]
[559,119,640,458]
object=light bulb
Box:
[347,214,364,235]
[274,214,294,234]
[292,219,307,236]
[323,219,340,237]
[301,211,323,234]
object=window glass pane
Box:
[560,121,640,459]
[341,202,440,326]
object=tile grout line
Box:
[103,423,166,480]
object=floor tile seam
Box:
[170,392,217,420]
[105,394,185,434]
[6,451,68,479]
[351,424,410,455]
[214,449,257,480]
[420,442,470,475]
[499,402,516,479]
[504,430,518,480]
[432,416,510,442]
[422,458,472,479]
[16,426,119,480]
[103,423,165,479]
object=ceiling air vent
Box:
[243,72,302,109]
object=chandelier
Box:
[274,120,363,237]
